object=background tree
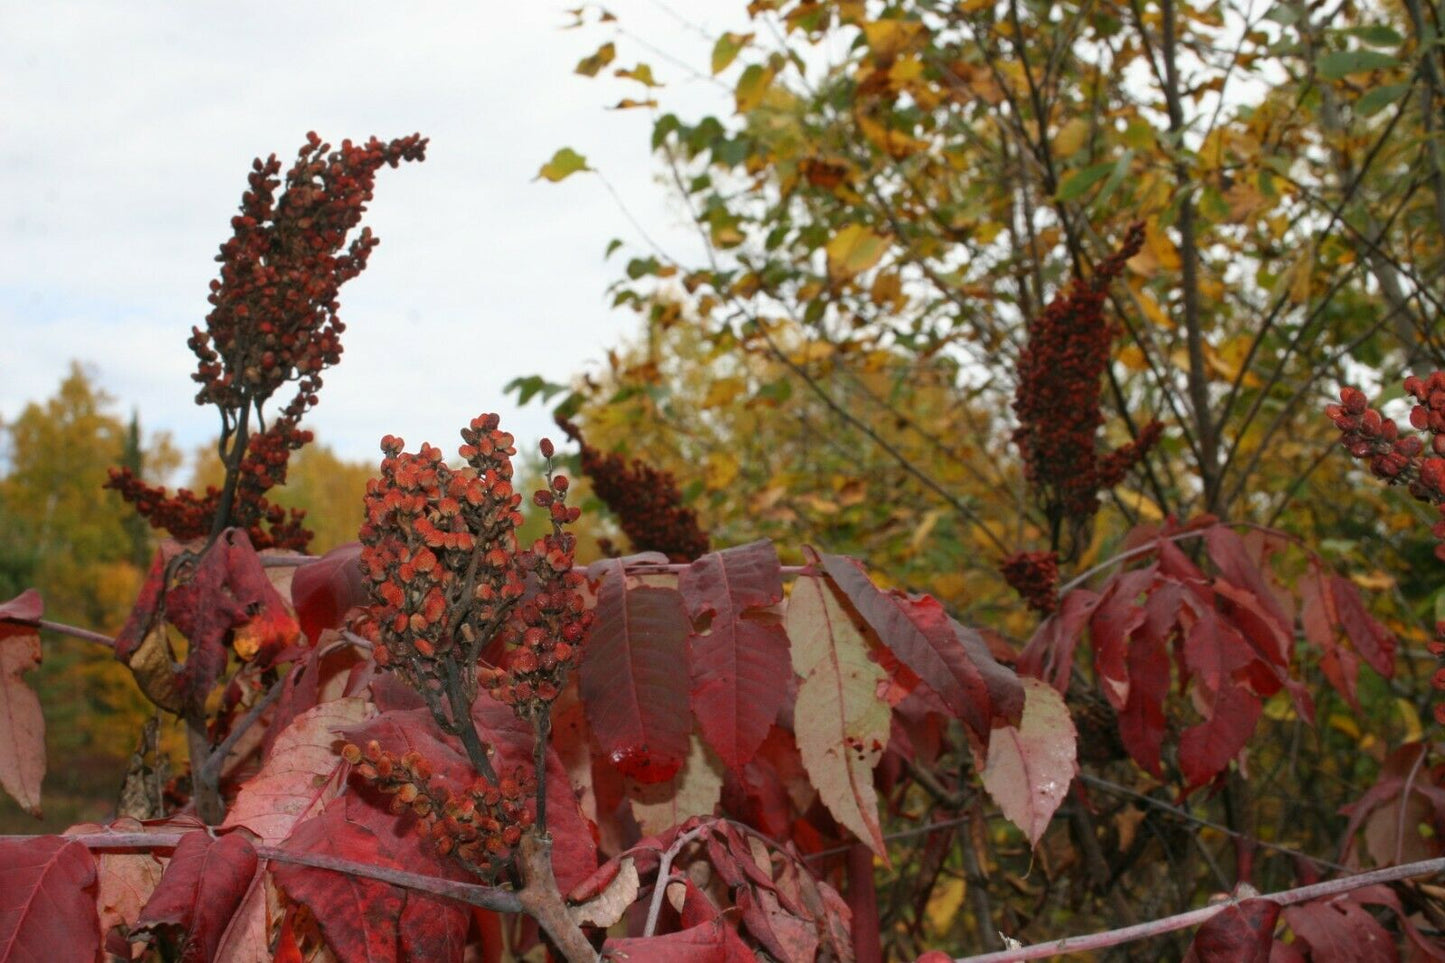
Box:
[536,0,1445,953]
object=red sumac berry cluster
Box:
[1000,550,1061,615]
[555,416,709,562]
[1327,375,1445,553]
[343,740,535,879]
[1329,373,1445,722]
[481,462,593,712]
[357,415,589,719]
[1011,223,1162,548]
[108,131,426,550]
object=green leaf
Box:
[711,31,753,74]
[1056,161,1117,201]
[1264,3,1298,24]
[604,238,624,258]
[1356,83,1410,116]
[1344,24,1404,46]
[504,375,570,406]
[1316,49,1401,79]
[535,147,591,182]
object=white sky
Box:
[0,1,750,471]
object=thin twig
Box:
[954,855,1445,961]
[36,619,115,649]
[53,831,523,913]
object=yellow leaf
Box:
[1127,221,1181,278]
[1132,285,1174,329]
[787,574,891,857]
[704,450,740,490]
[701,377,745,409]
[535,147,591,183]
[925,877,967,934]
[1397,698,1423,744]
[862,19,927,61]
[711,32,753,74]
[1288,242,1315,305]
[735,63,775,113]
[575,42,616,77]
[615,63,663,87]
[1115,488,1163,521]
[826,224,891,279]
[1053,118,1090,157]
[1351,570,1397,591]
[1117,344,1148,372]
[856,112,929,158]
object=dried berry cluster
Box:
[1328,374,1445,722]
[358,416,589,724]
[343,740,535,879]
[108,132,427,550]
[1000,550,1060,615]
[1010,223,1162,550]
[556,416,709,562]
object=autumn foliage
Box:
[5,1,1445,954]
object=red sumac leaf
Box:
[1089,567,1155,709]
[132,831,259,963]
[1329,575,1396,678]
[1184,898,1279,962]
[605,917,760,962]
[818,553,1023,739]
[1178,611,1263,790]
[679,540,790,771]
[274,796,407,963]
[0,618,45,816]
[1018,587,1102,694]
[786,573,889,857]
[1283,894,1395,963]
[1118,580,1179,776]
[291,542,366,646]
[0,588,42,625]
[222,696,370,845]
[580,559,691,784]
[978,678,1077,847]
[0,837,100,963]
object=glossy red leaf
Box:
[472,691,599,893]
[605,918,760,962]
[1017,588,1102,694]
[580,559,692,784]
[132,832,259,963]
[1117,580,1179,776]
[679,540,790,771]
[1329,575,1396,677]
[274,795,408,963]
[0,837,100,962]
[291,542,366,646]
[818,553,1023,739]
[1184,898,1279,962]
[1178,609,1263,789]
[1088,566,1155,709]
[116,531,300,715]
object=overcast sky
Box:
[0,1,752,471]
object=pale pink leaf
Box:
[978,677,1077,847]
[222,696,371,846]
[786,574,890,857]
[0,624,44,816]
